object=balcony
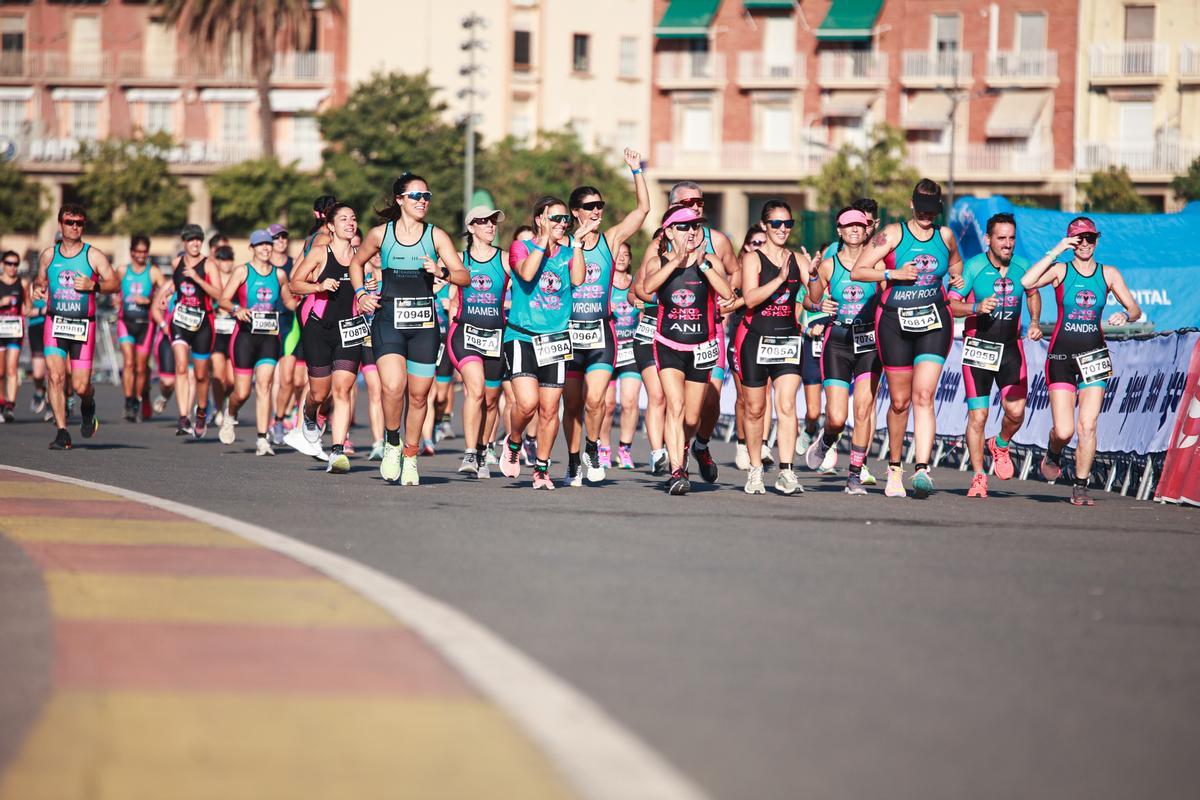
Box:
[0,52,115,83]
[277,141,323,171]
[909,143,1054,180]
[655,52,724,90]
[900,50,973,88]
[272,52,333,83]
[985,50,1058,87]
[116,53,182,82]
[16,136,264,169]
[816,51,887,89]
[1077,138,1200,178]
[1088,42,1169,85]
[653,141,830,179]
[0,51,33,80]
[735,53,805,90]
[1181,44,1200,85]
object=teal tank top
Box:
[47,243,95,320]
[505,243,573,342]
[120,264,154,322]
[379,221,437,300]
[884,224,951,310]
[828,252,878,327]
[457,248,507,328]
[573,235,614,322]
[241,263,282,313]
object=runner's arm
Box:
[604,148,651,249]
[739,251,786,309]
[1021,237,1078,290]
[216,265,248,313]
[849,225,899,283]
[1103,266,1142,325]
[277,269,298,311]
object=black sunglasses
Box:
[1077,233,1099,244]
[470,215,500,226]
[670,221,702,232]
[405,191,433,202]
[765,219,795,230]
[677,197,704,209]
[748,239,766,248]
[272,233,289,240]
[547,214,571,224]
[61,218,86,228]
[2,260,19,267]
[576,201,606,212]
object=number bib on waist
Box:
[633,316,657,344]
[568,319,605,350]
[52,315,89,342]
[809,336,824,359]
[173,304,205,332]
[532,331,573,367]
[339,315,369,347]
[693,338,720,370]
[464,324,502,358]
[898,304,942,333]
[392,297,435,329]
[213,315,236,335]
[0,317,23,338]
[1074,347,1113,384]
[250,311,279,335]
[962,336,1004,372]
[615,341,636,368]
[852,323,876,354]
[757,335,801,365]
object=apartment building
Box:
[0,0,347,236]
[1076,0,1200,210]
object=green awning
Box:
[655,0,721,40]
[816,0,884,41]
[743,1,795,9]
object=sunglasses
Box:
[272,233,288,240]
[576,201,606,212]
[1076,233,1099,244]
[405,191,433,202]
[677,197,704,209]
[670,221,702,232]
[62,218,86,228]
[547,214,571,224]
[748,240,766,248]
[2,261,19,267]
[765,219,795,230]
[470,216,500,226]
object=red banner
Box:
[1156,338,1200,506]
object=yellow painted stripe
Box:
[45,573,398,628]
[0,691,574,800]
[0,517,254,548]
[0,482,128,501]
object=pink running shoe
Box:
[532,469,555,490]
[618,444,634,469]
[598,444,612,469]
[988,437,1014,480]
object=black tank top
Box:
[313,247,354,327]
[743,250,801,336]
[173,257,210,311]
[656,257,715,346]
[0,278,23,318]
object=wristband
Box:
[527,241,545,254]
[439,266,450,280]
[354,287,367,296]
[883,270,892,281]
[971,302,978,314]
[630,168,643,175]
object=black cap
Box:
[911,188,943,214]
[214,245,235,261]
[181,223,205,241]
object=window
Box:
[616,120,637,148]
[0,99,24,139]
[572,34,590,73]
[1,17,25,78]
[513,30,531,70]
[511,113,531,141]
[70,100,98,141]
[570,117,592,148]
[760,105,792,152]
[221,102,248,144]
[291,115,320,168]
[144,18,175,78]
[619,36,637,78]
[1124,6,1155,41]
[1118,101,1153,146]
[145,101,172,134]
[763,16,794,72]
[69,15,102,78]
[933,14,961,53]
[1015,13,1047,52]
[681,105,712,152]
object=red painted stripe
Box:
[19,541,319,578]
[1,499,179,520]
[55,620,475,695]
[0,470,50,483]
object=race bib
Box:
[569,319,605,350]
[213,315,236,335]
[250,311,279,335]
[757,335,801,365]
[962,336,1004,372]
[898,304,941,333]
[532,331,572,366]
[852,323,876,355]
[52,315,89,342]
[464,324,502,358]
[0,317,23,339]
[173,304,205,332]
[809,336,824,359]
[693,338,720,370]
[615,341,636,368]
[633,316,657,344]
[339,315,370,347]
[392,297,435,329]
[1075,347,1113,384]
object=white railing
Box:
[1088,42,1169,78]
[655,51,724,83]
[1077,139,1200,174]
[1181,44,1200,78]
[909,143,1053,175]
[38,52,114,80]
[273,51,333,82]
[817,51,888,83]
[277,141,323,170]
[653,141,830,175]
[901,50,972,82]
[986,50,1057,81]
[736,53,805,84]
[116,52,180,80]
[18,137,264,166]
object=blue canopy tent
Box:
[948,197,1200,331]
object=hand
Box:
[182,264,198,280]
[420,256,441,277]
[33,285,47,301]
[364,274,379,292]
[808,324,826,339]
[717,296,739,314]
[949,273,966,291]
[73,273,96,292]
[820,297,839,315]
[537,216,557,241]
[1056,236,1082,255]
[357,292,380,315]
[320,277,340,293]
[796,246,813,277]
[574,217,601,240]
[1107,311,1129,327]
[234,308,252,323]
[1026,324,1043,342]
[977,295,999,315]
[889,262,919,281]
[623,147,642,170]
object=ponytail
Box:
[376,172,427,222]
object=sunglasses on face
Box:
[2,261,18,267]
[272,233,288,241]
[405,191,433,202]
[576,201,606,212]
[670,221,702,232]
[62,218,86,228]
[677,197,704,209]
[765,219,795,230]
[748,240,766,248]
[547,214,571,224]
[470,216,499,226]
[1076,233,1099,244]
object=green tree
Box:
[0,161,49,233]
[208,158,320,237]
[156,0,340,160]
[75,132,192,235]
[1081,166,1153,213]
[318,71,470,233]
[804,124,919,215]
[1170,156,1200,203]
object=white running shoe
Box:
[744,466,766,495]
[400,454,420,486]
[255,437,275,456]
[301,416,321,444]
[582,449,605,483]
[380,443,402,482]
[760,443,774,467]
[218,414,236,445]
[734,442,750,471]
[774,468,803,495]
[284,425,320,457]
[819,442,839,474]
[327,452,350,474]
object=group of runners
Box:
[0,158,1142,505]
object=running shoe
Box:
[1039,454,1062,483]
[477,460,491,479]
[380,443,402,482]
[256,437,275,456]
[327,452,351,474]
[153,394,168,415]
[804,435,830,471]
[212,409,225,428]
[175,416,192,436]
[987,438,1014,480]
[650,449,669,477]
[744,466,766,495]
[860,465,877,486]
[218,414,237,445]
[48,428,72,450]
[141,394,153,420]
[458,452,479,476]
[692,444,718,483]
[2,402,13,424]
[844,472,867,496]
[343,437,356,455]
[437,420,455,442]
[31,391,46,415]
[760,443,774,467]
[400,455,420,485]
[819,443,839,475]
[420,438,436,457]
[500,440,522,479]
[485,444,498,466]
[123,399,137,422]
[368,440,385,461]
[911,468,934,498]
[43,407,54,423]
[191,414,206,440]
[80,405,98,439]
[532,469,556,490]
[667,468,691,496]
[598,444,612,469]
[796,428,814,457]
[565,462,583,487]
[269,421,286,446]
[301,415,321,445]
[885,466,906,498]
[734,442,750,471]
[1070,483,1094,507]
[775,468,802,495]
[582,449,605,483]
[284,425,321,457]
[968,472,989,498]
[522,437,537,466]
[618,444,635,470]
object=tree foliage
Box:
[0,160,49,233]
[207,158,321,237]
[76,132,192,235]
[1081,166,1153,214]
[318,71,470,233]
[804,124,920,215]
[1170,156,1200,203]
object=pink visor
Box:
[838,209,869,226]
[1067,218,1098,236]
[663,206,704,228]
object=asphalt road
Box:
[3,385,1199,800]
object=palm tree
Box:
[155,0,340,160]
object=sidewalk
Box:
[0,467,572,800]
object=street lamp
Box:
[936,80,997,210]
[460,14,487,223]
